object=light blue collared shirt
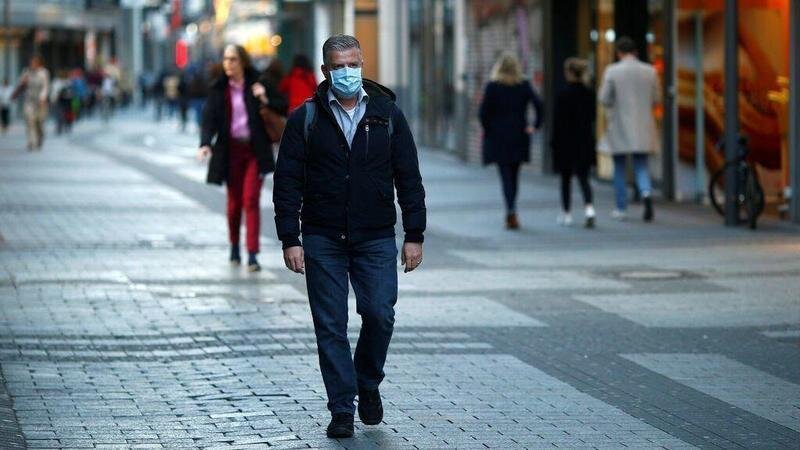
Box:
[328,87,369,148]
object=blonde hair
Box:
[490,53,523,85]
[564,57,590,84]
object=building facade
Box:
[366,0,799,224]
[1,0,120,84]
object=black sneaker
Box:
[230,246,241,266]
[326,412,354,438]
[358,388,383,425]
[247,252,261,272]
[643,197,654,222]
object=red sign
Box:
[175,39,188,68]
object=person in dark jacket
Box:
[279,54,318,113]
[256,59,288,119]
[197,45,276,272]
[551,57,597,228]
[479,52,543,229]
[273,35,425,439]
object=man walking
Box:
[273,35,426,438]
[16,56,50,151]
[599,36,660,222]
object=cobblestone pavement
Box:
[0,112,799,449]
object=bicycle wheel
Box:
[743,168,765,230]
[708,166,728,216]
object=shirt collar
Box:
[228,78,245,89]
[327,87,369,110]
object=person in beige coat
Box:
[599,37,660,222]
[14,55,50,151]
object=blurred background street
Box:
[0,0,799,449]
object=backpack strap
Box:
[387,104,394,137]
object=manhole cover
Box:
[618,270,686,280]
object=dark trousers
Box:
[226,141,262,253]
[303,234,398,414]
[0,107,8,130]
[497,163,521,213]
[560,166,593,212]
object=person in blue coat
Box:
[479,53,543,229]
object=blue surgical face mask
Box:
[329,66,362,99]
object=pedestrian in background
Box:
[70,68,88,121]
[14,55,50,151]
[273,34,425,439]
[256,59,289,145]
[552,58,596,228]
[258,59,288,116]
[177,70,189,131]
[163,71,180,119]
[279,54,317,113]
[479,52,543,230]
[51,70,75,135]
[0,78,12,134]
[187,65,209,131]
[599,36,660,222]
[197,45,275,272]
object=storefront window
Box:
[408,0,456,153]
[676,0,791,216]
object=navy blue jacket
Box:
[479,80,543,165]
[273,79,426,249]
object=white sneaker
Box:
[611,209,627,221]
[557,212,573,226]
[585,205,596,228]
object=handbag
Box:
[259,105,286,143]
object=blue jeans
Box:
[303,234,398,414]
[612,154,652,211]
[190,98,205,129]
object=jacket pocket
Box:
[368,174,394,205]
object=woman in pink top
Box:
[198,45,278,272]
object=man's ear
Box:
[320,65,328,78]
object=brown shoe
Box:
[506,213,520,230]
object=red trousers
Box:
[227,140,263,253]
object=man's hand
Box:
[197,145,211,162]
[283,246,305,274]
[525,126,536,135]
[401,242,423,273]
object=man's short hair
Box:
[615,36,637,55]
[322,35,361,66]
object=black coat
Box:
[551,82,597,173]
[273,79,426,249]
[200,69,275,185]
[479,80,543,165]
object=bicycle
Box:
[708,135,765,229]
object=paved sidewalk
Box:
[0,112,799,449]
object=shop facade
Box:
[373,0,798,224]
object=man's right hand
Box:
[283,246,305,274]
[197,145,211,162]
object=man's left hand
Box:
[401,242,423,273]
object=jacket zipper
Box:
[364,123,370,160]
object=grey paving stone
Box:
[1,116,798,450]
